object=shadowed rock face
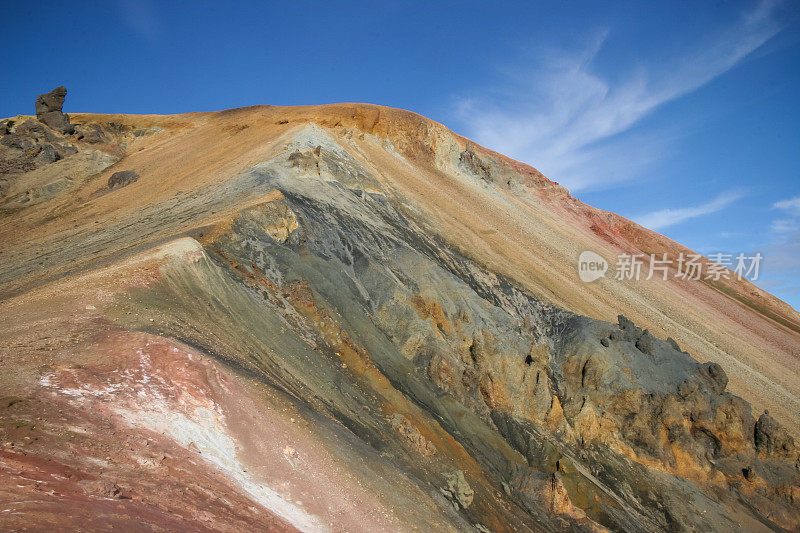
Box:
[0,107,798,532]
[35,86,74,135]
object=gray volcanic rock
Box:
[107,170,139,189]
[755,410,797,458]
[35,86,74,134]
[634,330,655,355]
[441,470,474,509]
[458,142,491,182]
[0,118,14,135]
[0,119,78,176]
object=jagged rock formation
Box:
[35,86,74,134]
[0,101,798,531]
[0,87,159,210]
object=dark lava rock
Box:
[600,337,610,347]
[7,119,55,145]
[0,118,78,174]
[35,144,61,165]
[75,123,110,144]
[635,330,655,355]
[699,361,728,394]
[755,410,797,457]
[0,132,34,152]
[35,86,74,134]
[666,337,681,352]
[0,119,14,135]
[618,314,635,331]
[108,170,139,189]
[34,86,67,115]
[616,314,644,342]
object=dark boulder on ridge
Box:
[35,86,74,134]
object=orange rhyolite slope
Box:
[1,103,799,436]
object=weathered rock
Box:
[699,361,728,394]
[75,123,110,144]
[35,144,61,165]
[35,86,74,134]
[634,330,655,355]
[4,177,75,207]
[243,195,299,243]
[389,413,437,457]
[755,410,797,458]
[441,470,473,509]
[0,119,14,135]
[511,468,585,518]
[108,170,139,189]
[459,142,492,182]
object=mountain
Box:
[1,90,799,531]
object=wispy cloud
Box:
[455,1,783,192]
[771,218,800,234]
[633,191,744,230]
[773,196,800,216]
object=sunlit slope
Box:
[2,103,797,434]
[2,103,800,531]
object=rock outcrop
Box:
[107,170,139,189]
[755,410,798,458]
[441,470,474,509]
[35,86,74,134]
[0,119,77,175]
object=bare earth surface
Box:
[1,104,798,531]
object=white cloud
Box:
[773,196,800,216]
[455,1,783,192]
[633,191,744,230]
[771,218,800,234]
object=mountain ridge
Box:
[2,102,799,430]
[1,98,799,531]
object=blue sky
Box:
[1,1,798,309]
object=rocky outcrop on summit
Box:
[1,87,80,179]
[35,86,74,134]
[0,118,77,175]
[0,89,164,212]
